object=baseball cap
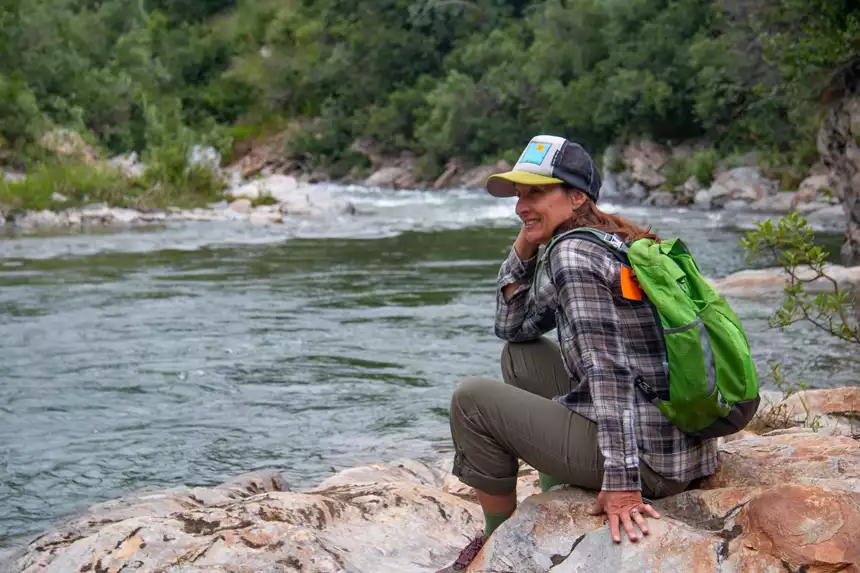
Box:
[486,135,602,202]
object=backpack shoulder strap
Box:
[544,227,630,267]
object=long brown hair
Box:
[554,193,660,244]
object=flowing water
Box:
[0,185,857,547]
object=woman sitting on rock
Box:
[435,136,719,572]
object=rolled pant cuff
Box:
[452,458,517,496]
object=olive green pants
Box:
[449,337,689,498]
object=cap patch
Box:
[519,141,552,166]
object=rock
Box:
[107,152,146,179]
[311,458,448,491]
[231,174,298,200]
[622,139,669,189]
[457,160,511,189]
[38,128,98,163]
[707,167,779,207]
[782,387,860,417]
[228,198,252,214]
[365,166,410,187]
[653,486,762,530]
[699,432,860,491]
[804,204,848,231]
[817,79,860,263]
[13,209,64,229]
[773,387,860,437]
[599,170,621,202]
[188,145,222,173]
[644,191,677,208]
[628,182,648,201]
[433,161,460,189]
[469,488,604,572]
[728,485,860,572]
[693,189,712,210]
[50,192,68,203]
[2,171,25,183]
[792,174,834,205]
[10,462,481,573]
[748,191,797,213]
[683,175,702,194]
[712,264,860,296]
[795,200,832,214]
[547,518,723,573]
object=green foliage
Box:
[743,211,860,346]
[0,0,857,185]
[0,163,134,212]
[662,148,719,191]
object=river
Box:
[1,185,856,547]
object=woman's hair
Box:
[554,191,660,244]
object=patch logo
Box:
[518,141,552,166]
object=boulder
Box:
[817,79,860,263]
[433,161,461,190]
[365,166,410,187]
[9,463,481,573]
[728,485,860,572]
[706,168,779,207]
[793,174,835,205]
[622,139,669,189]
[644,191,677,208]
[2,170,26,183]
[457,160,511,189]
[547,518,723,573]
[628,182,648,201]
[748,191,797,213]
[228,198,253,214]
[693,189,712,210]
[712,264,860,296]
[38,128,98,164]
[699,432,860,491]
[795,200,832,214]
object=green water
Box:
[1,188,856,549]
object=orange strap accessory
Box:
[620,265,643,301]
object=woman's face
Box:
[515,183,585,245]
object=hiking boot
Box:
[435,531,487,572]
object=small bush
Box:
[0,163,135,212]
[662,158,689,191]
[690,149,718,187]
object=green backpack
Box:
[542,227,761,438]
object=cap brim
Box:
[486,171,564,197]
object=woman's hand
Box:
[587,490,661,543]
[513,224,539,261]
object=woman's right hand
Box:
[513,224,539,261]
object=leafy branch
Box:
[742,211,860,345]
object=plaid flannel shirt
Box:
[495,238,718,491]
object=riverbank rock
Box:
[6,389,859,573]
[38,128,98,164]
[817,70,860,264]
[712,264,860,296]
[8,462,482,573]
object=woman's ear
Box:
[567,190,587,211]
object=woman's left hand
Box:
[587,490,661,543]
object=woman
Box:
[435,136,719,573]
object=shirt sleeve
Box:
[550,239,641,491]
[494,245,557,342]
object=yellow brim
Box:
[486,171,564,197]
